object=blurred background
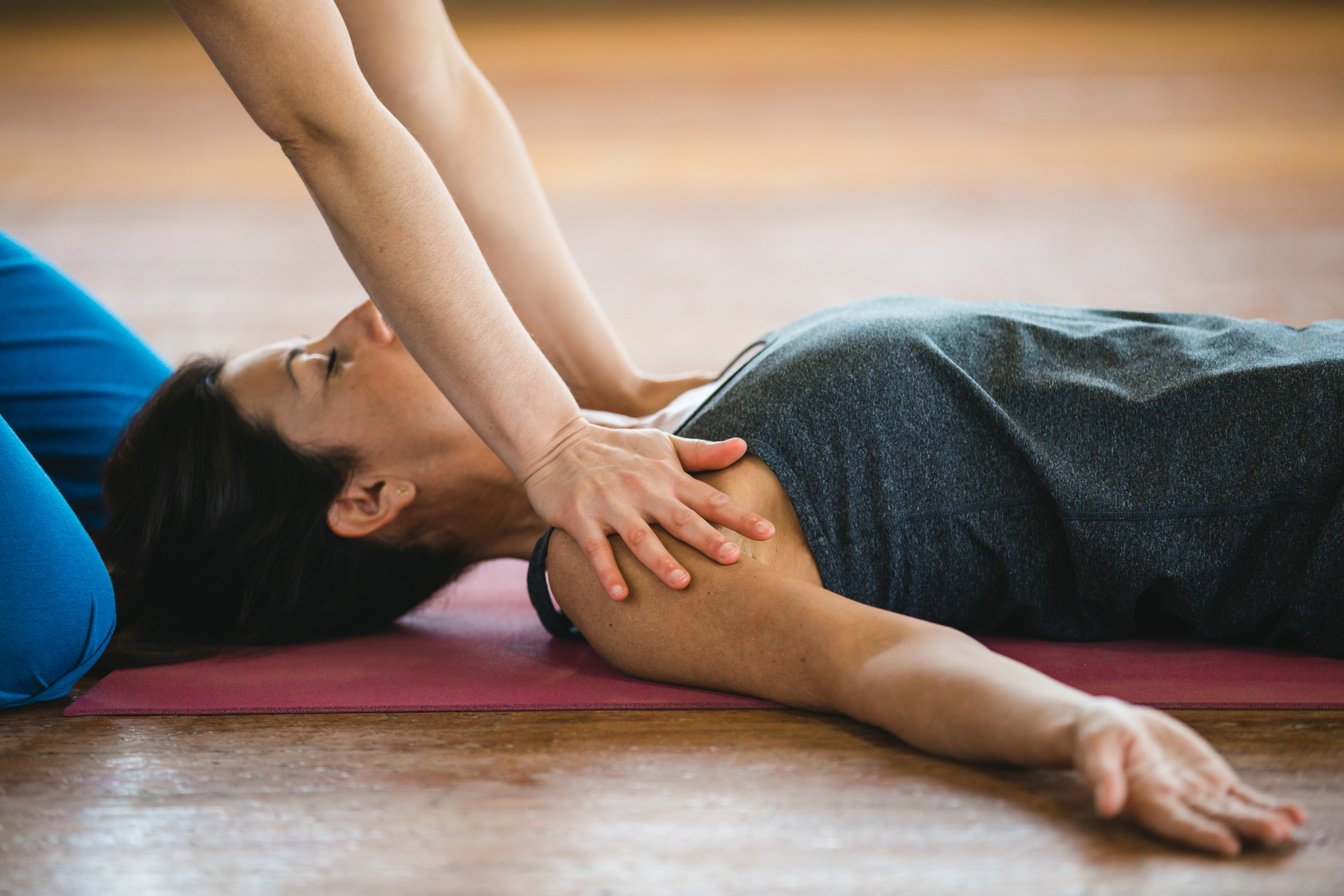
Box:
[2,1,1341,372]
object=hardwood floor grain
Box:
[2,701,1342,895]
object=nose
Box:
[326,299,396,348]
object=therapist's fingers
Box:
[573,513,691,599]
[617,517,689,591]
[672,435,748,472]
[524,423,776,598]
[676,476,776,544]
[649,497,742,567]
[574,526,627,600]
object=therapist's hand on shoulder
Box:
[522,420,776,600]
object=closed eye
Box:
[325,347,339,379]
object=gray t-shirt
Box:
[534,296,1344,655]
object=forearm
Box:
[338,0,643,411]
[424,66,642,411]
[170,0,581,476]
[283,110,583,472]
[840,626,1098,768]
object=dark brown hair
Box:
[98,357,472,663]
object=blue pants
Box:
[0,233,169,708]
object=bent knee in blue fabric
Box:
[0,233,167,706]
[0,417,116,709]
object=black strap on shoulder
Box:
[526,528,585,641]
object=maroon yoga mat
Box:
[66,560,1344,717]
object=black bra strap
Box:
[526,528,584,641]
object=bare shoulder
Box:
[696,456,823,584]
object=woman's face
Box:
[218,300,475,468]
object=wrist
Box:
[518,415,591,486]
[1068,696,1136,765]
[1040,693,1128,770]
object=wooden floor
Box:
[2,3,1343,893]
[2,700,1343,895]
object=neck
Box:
[411,448,548,562]
[468,476,549,561]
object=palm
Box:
[1074,701,1307,856]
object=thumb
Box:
[673,436,748,472]
[1078,726,1130,819]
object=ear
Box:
[326,475,416,539]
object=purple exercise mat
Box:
[66,560,1344,717]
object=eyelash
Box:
[325,348,339,379]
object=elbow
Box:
[262,110,343,167]
[249,91,384,167]
[238,85,323,152]
[273,126,329,172]
[267,102,400,179]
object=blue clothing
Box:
[531,297,1344,657]
[0,233,169,708]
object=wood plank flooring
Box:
[3,700,1343,895]
[1,4,1342,893]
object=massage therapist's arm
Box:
[167,0,775,598]
[334,0,706,417]
[546,531,1307,857]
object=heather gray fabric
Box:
[672,296,1344,656]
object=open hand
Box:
[1072,698,1307,856]
[522,420,776,599]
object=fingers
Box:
[1231,782,1309,825]
[577,517,694,598]
[1074,702,1306,857]
[577,525,630,601]
[1131,786,1304,857]
[613,488,767,591]
[677,479,776,545]
[672,436,748,472]
[525,425,773,594]
[1191,790,1300,847]
[1134,800,1242,857]
[617,518,690,591]
[657,498,742,566]
[1117,763,1306,856]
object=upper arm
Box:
[546,528,934,713]
[168,0,385,145]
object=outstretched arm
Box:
[546,528,1307,856]
[166,0,774,599]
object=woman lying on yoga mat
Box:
[100,296,1343,857]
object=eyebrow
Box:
[284,346,302,389]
